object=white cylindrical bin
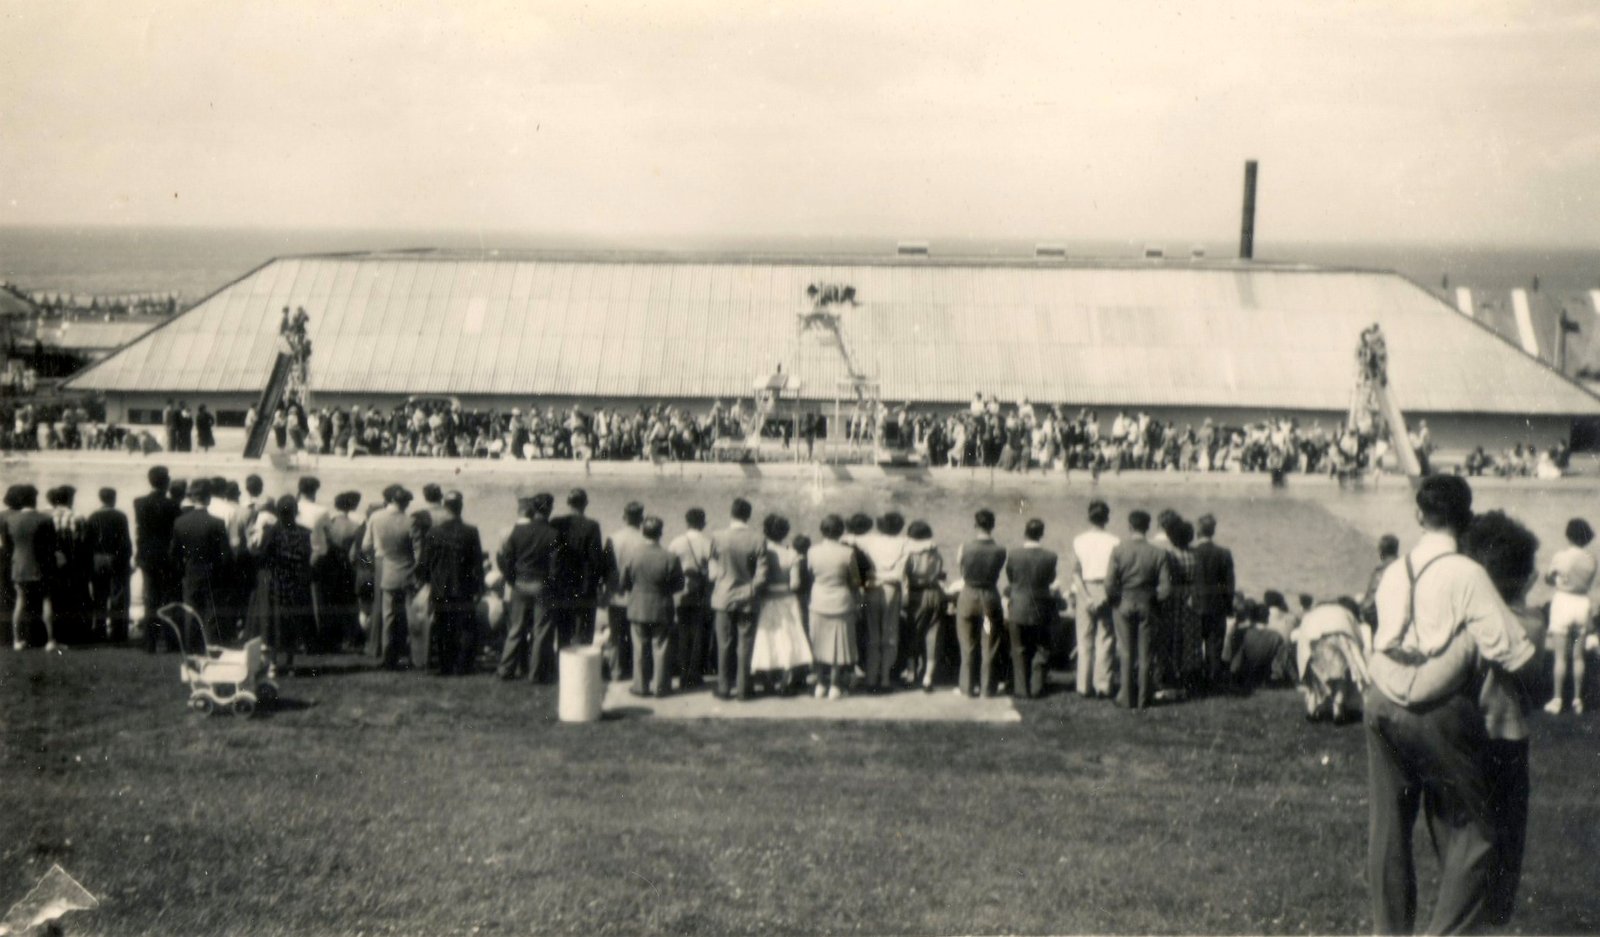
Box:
[558,646,604,722]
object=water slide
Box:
[241,351,294,458]
[1375,381,1423,478]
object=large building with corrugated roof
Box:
[61,249,1600,451]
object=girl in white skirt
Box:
[751,514,813,694]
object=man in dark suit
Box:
[1004,518,1058,699]
[709,497,768,700]
[85,487,133,643]
[169,479,232,646]
[550,488,606,650]
[955,509,1007,698]
[1189,513,1236,693]
[134,465,181,653]
[362,485,419,670]
[1105,509,1173,710]
[496,492,560,681]
[4,484,57,650]
[419,490,484,676]
[622,516,685,698]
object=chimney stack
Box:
[1239,160,1258,260]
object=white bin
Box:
[557,646,605,723]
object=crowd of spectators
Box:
[0,390,1578,480]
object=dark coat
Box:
[170,507,231,581]
[85,507,133,574]
[133,491,180,566]
[421,517,485,605]
[622,541,685,625]
[551,513,605,606]
[1189,540,1236,618]
[1005,545,1058,627]
[497,517,560,590]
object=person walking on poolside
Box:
[807,514,862,699]
[602,501,648,682]
[1071,499,1119,699]
[1543,517,1596,715]
[134,465,181,653]
[418,490,484,676]
[1190,513,1236,694]
[496,493,561,682]
[954,509,1007,698]
[550,488,606,650]
[1105,509,1171,710]
[621,516,684,698]
[709,497,768,701]
[855,511,909,692]
[85,487,133,644]
[1004,518,1057,699]
[668,507,714,689]
[363,485,419,670]
[1365,476,1538,936]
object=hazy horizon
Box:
[5,2,1600,247]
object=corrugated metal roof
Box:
[63,252,1600,415]
[35,318,162,351]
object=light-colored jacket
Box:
[806,539,862,617]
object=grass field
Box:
[4,459,1599,934]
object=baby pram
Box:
[157,603,279,716]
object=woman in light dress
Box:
[806,514,863,699]
[750,514,813,694]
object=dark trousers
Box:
[139,560,179,652]
[1364,689,1494,936]
[551,604,596,649]
[955,589,1002,696]
[714,607,758,698]
[605,604,634,681]
[378,587,412,669]
[1198,610,1228,690]
[1483,738,1529,927]
[91,568,132,642]
[499,583,554,681]
[630,619,672,695]
[1113,599,1155,709]
[432,600,475,675]
[181,569,219,647]
[1007,620,1050,698]
[677,603,711,687]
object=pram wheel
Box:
[232,698,256,717]
[257,682,279,705]
[191,697,216,716]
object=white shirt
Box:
[1370,531,1533,705]
[855,532,908,586]
[1071,528,1120,582]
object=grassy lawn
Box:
[4,647,1598,935]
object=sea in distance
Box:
[1,224,1597,302]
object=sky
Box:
[3,0,1599,246]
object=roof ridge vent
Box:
[1035,243,1067,260]
[896,240,929,257]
